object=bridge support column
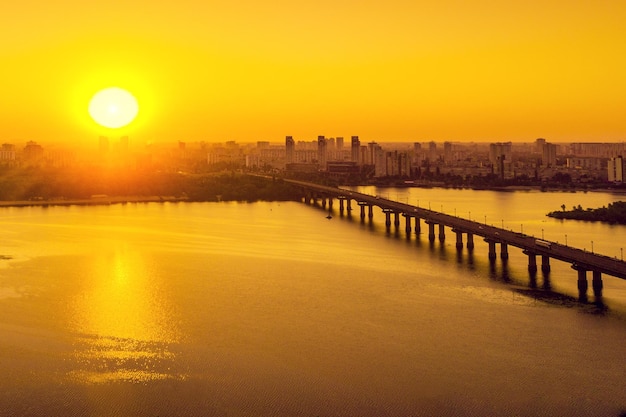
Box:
[415,217,421,234]
[455,231,463,250]
[368,205,374,219]
[592,270,603,299]
[466,233,474,250]
[338,198,344,214]
[486,240,497,261]
[526,252,537,273]
[500,243,509,260]
[321,198,327,209]
[404,215,412,233]
[438,224,445,242]
[358,202,367,219]
[346,199,352,213]
[394,212,400,228]
[576,268,588,301]
[328,198,333,209]
[541,255,551,273]
[427,222,436,242]
[384,210,392,228]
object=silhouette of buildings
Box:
[608,156,625,183]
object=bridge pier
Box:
[575,267,588,301]
[438,224,445,242]
[368,204,374,219]
[592,270,603,299]
[467,233,474,250]
[383,209,392,228]
[394,212,400,228]
[427,222,436,242]
[501,243,509,260]
[404,214,412,233]
[338,198,345,214]
[541,255,551,273]
[525,251,537,273]
[346,198,352,213]
[358,202,367,219]
[328,198,333,209]
[455,231,463,250]
[321,197,327,209]
[415,217,421,234]
[486,240,497,261]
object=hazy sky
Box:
[3,0,626,144]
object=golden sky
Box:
[2,0,626,144]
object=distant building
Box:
[285,136,295,164]
[488,142,512,177]
[0,144,16,165]
[351,136,360,164]
[535,138,546,154]
[317,136,327,169]
[428,141,437,162]
[608,156,625,182]
[336,137,344,150]
[566,157,605,171]
[443,142,453,164]
[542,143,557,167]
[23,141,44,160]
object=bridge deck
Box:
[285,179,626,280]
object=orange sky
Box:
[2,0,626,145]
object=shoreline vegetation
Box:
[0,168,300,206]
[1,165,626,208]
[547,201,626,225]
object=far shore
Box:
[0,196,189,208]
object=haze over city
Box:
[3,0,626,144]
[3,2,626,416]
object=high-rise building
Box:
[542,143,557,167]
[317,135,327,169]
[336,137,344,150]
[608,156,625,182]
[351,136,360,164]
[443,142,453,164]
[535,138,546,153]
[428,141,437,162]
[285,136,295,164]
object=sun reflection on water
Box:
[69,245,183,384]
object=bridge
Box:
[284,178,626,302]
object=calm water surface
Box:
[1,191,625,416]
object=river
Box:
[0,188,625,416]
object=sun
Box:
[88,87,139,129]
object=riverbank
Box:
[0,195,188,208]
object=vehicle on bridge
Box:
[535,239,552,249]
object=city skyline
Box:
[3,0,626,144]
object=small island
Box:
[547,201,626,224]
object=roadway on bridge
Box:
[284,178,626,280]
